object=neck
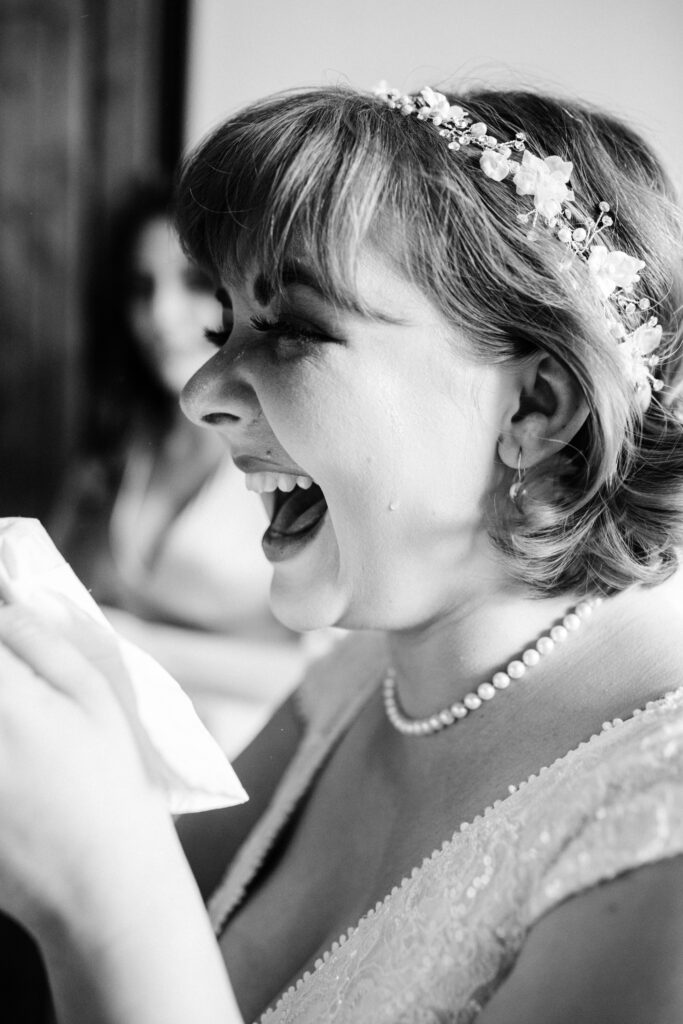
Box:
[385,585,584,719]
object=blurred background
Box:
[2,0,681,521]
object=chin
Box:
[263,511,347,631]
[269,577,348,633]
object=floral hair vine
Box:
[373,83,664,408]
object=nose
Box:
[180,345,263,442]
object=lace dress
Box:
[208,633,683,1024]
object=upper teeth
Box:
[245,471,314,494]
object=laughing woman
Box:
[1,84,683,1024]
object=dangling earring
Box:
[509,448,525,502]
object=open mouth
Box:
[245,471,328,561]
[267,482,327,537]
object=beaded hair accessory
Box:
[374,84,664,409]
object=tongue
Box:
[268,483,327,537]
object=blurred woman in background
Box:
[51,181,312,755]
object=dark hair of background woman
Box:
[81,179,178,462]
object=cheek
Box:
[172,291,217,334]
[194,295,222,329]
[127,302,155,345]
[351,383,496,540]
[258,361,342,458]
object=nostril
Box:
[202,412,240,426]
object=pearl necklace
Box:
[382,598,603,737]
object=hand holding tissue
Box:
[0,517,247,815]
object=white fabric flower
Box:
[616,323,662,407]
[617,337,653,395]
[480,148,511,182]
[418,87,452,122]
[630,321,662,356]
[512,152,573,219]
[587,245,646,298]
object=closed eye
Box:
[203,315,337,353]
[249,315,330,345]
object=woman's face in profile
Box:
[182,250,512,632]
[127,216,220,396]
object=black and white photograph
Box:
[1,1,682,1021]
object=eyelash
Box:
[204,326,231,348]
[204,316,330,352]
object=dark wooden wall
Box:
[0,0,188,520]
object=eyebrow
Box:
[252,262,406,325]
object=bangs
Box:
[176,87,442,312]
[174,85,576,330]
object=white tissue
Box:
[0,518,248,815]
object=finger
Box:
[0,604,155,778]
[0,636,58,728]
[28,592,140,717]
[0,631,43,690]
[0,604,112,705]
[0,595,141,718]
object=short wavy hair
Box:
[176,85,683,597]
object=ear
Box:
[497,353,589,469]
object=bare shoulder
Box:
[478,854,683,1024]
[589,571,683,697]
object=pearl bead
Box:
[477,682,496,701]
[507,660,526,679]
[381,597,600,737]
